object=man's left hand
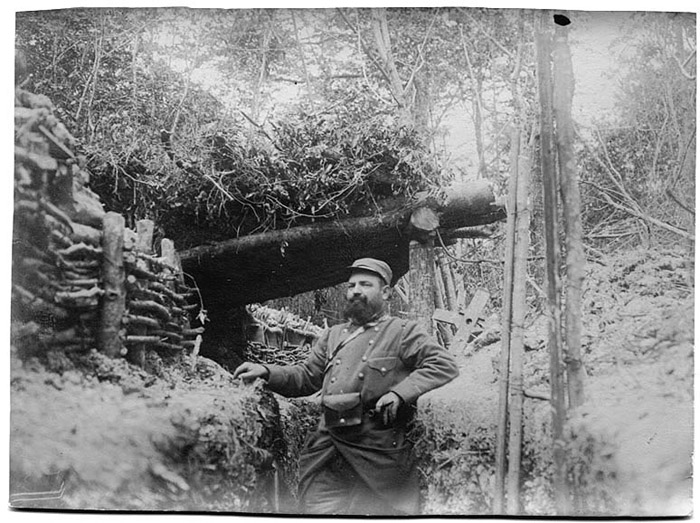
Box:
[375,391,403,425]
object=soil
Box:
[8,245,694,516]
[9,350,287,512]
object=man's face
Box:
[343,271,390,324]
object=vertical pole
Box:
[130,219,154,368]
[408,239,436,335]
[433,257,452,346]
[437,252,459,312]
[99,212,125,358]
[535,11,570,515]
[506,131,531,515]
[553,17,586,411]
[493,127,520,514]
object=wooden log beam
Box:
[181,180,505,308]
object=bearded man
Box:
[234,258,459,515]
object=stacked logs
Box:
[12,87,202,363]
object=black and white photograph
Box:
[6,1,696,518]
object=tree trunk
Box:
[252,11,273,124]
[461,29,487,178]
[553,20,586,411]
[291,10,312,99]
[371,8,410,123]
[535,11,570,514]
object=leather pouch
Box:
[322,392,362,428]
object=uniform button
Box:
[335,360,341,365]
[343,328,348,333]
[369,340,374,345]
[340,418,346,424]
[361,356,367,362]
[358,373,365,379]
[374,327,379,331]
[392,441,397,447]
[380,367,387,373]
[331,377,336,383]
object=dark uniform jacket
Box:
[266,315,459,514]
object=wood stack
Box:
[12,88,202,363]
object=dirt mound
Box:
[10,349,286,512]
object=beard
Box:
[343,296,383,325]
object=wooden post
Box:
[408,239,436,335]
[129,219,154,367]
[161,237,186,286]
[99,212,126,358]
[160,238,177,266]
[433,258,452,346]
[506,130,531,515]
[437,251,458,312]
[493,127,520,514]
[536,11,570,515]
[136,219,155,254]
[553,17,586,411]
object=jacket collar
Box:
[348,313,390,329]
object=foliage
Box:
[411,400,497,514]
[278,398,322,503]
[578,12,696,249]
[87,109,438,248]
[16,8,446,249]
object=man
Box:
[234,258,459,515]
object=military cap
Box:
[348,258,393,285]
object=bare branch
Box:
[458,8,514,60]
[674,49,697,80]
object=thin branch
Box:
[594,186,693,241]
[665,188,695,216]
[669,127,696,190]
[674,49,697,80]
[590,130,643,213]
[238,110,281,151]
[337,8,399,105]
[458,8,514,60]
[523,390,551,402]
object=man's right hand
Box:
[233,362,269,383]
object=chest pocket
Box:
[368,357,398,376]
[363,356,400,402]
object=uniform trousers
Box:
[301,449,400,516]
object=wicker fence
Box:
[12,88,202,364]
